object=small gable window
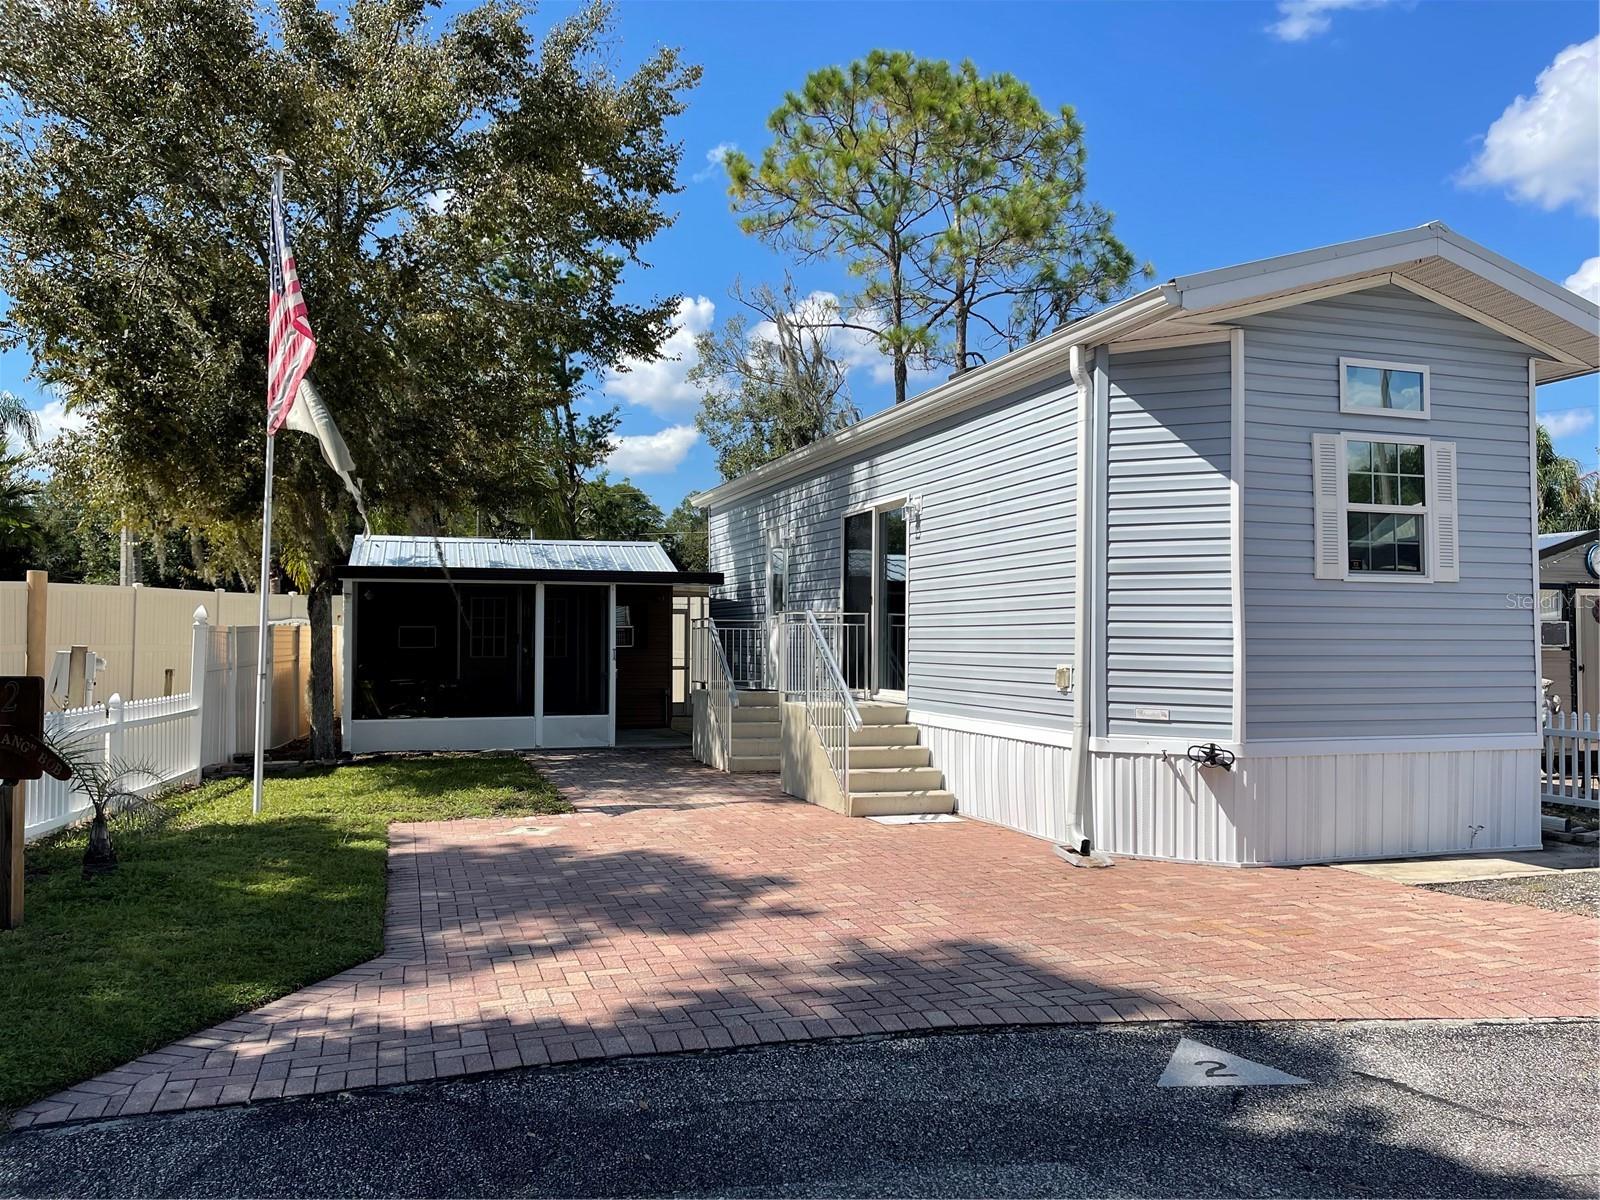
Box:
[1340,358,1429,418]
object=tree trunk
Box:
[82,809,116,877]
[890,237,907,405]
[308,579,338,760]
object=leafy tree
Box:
[20,437,225,585]
[726,51,1142,400]
[662,496,707,572]
[0,390,43,575]
[0,0,697,756]
[1537,425,1600,533]
[0,456,42,577]
[690,277,859,480]
[578,476,664,542]
[920,63,1145,367]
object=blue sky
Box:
[8,0,1599,514]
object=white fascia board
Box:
[1166,228,1445,312]
[691,289,1174,509]
[1433,226,1600,332]
[1168,223,1597,369]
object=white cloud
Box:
[1461,36,1599,216]
[28,396,87,447]
[692,142,738,184]
[1564,256,1600,304]
[422,188,456,214]
[1541,407,1596,439]
[602,295,717,417]
[605,424,699,476]
[1267,0,1392,42]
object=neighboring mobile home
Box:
[691,223,1600,866]
[338,536,719,752]
[1538,529,1599,721]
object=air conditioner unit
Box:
[1540,620,1571,649]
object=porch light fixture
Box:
[904,495,924,535]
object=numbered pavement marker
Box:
[1157,1037,1309,1088]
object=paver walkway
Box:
[15,750,1597,1127]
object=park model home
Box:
[691,223,1600,866]
[339,536,719,751]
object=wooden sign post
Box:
[0,676,71,931]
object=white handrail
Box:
[692,617,739,770]
[781,611,861,797]
[712,618,774,690]
[803,611,862,730]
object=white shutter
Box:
[1431,440,1460,582]
[1312,433,1345,580]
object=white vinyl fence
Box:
[1542,710,1599,810]
[24,608,313,841]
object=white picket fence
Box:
[1542,710,1599,810]
[23,608,312,841]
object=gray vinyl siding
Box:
[707,371,1078,732]
[1240,285,1537,740]
[1104,342,1234,738]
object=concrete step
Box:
[850,722,922,747]
[731,736,782,757]
[849,789,958,817]
[847,745,931,769]
[855,700,909,725]
[732,708,780,728]
[730,754,780,773]
[847,765,945,792]
[735,690,780,708]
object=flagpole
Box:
[251,430,274,815]
[253,150,291,816]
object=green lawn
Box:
[0,755,571,1118]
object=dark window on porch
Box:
[354,582,531,720]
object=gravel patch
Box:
[1421,870,1600,917]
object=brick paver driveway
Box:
[16,750,1597,1127]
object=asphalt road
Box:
[1,1020,1594,1198]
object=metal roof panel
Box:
[348,535,678,574]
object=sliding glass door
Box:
[842,513,872,691]
[877,506,907,695]
[840,503,907,697]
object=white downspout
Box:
[1062,343,1096,857]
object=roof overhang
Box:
[1118,223,1600,383]
[692,223,1598,510]
[338,567,723,586]
[1538,530,1599,560]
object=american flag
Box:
[267,168,316,434]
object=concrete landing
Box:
[1332,840,1600,884]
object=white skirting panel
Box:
[1090,746,1543,866]
[347,716,537,754]
[916,719,1074,844]
[913,713,1542,865]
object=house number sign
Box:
[0,677,71,783]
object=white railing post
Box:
[189,605,209,783]
[105,692,125,778]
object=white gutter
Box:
[1062,343,1095,855]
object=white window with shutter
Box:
[1311,431,1459,582]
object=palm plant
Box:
[48,733,163,877]
[0,391,40,453]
